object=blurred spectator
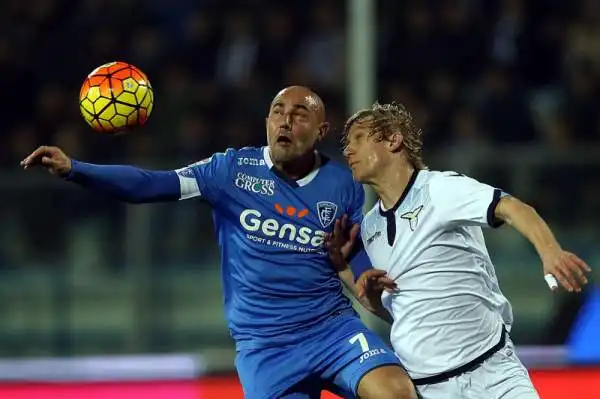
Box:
[1,0,599,276]
[474,67,536,143]
[1,0,600,358]
[216,9,259,88]
[296,1,345,90]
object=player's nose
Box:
[284,113,294,127]
[343,144,353,158]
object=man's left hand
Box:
[325,214,360,271]
[542,249,591,292]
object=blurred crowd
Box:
[1,0,600,269]
[2,0,600,163]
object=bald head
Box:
[271,86,326,122]
[266,86,329,164]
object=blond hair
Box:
[343,102,426,169]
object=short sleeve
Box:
[429,172,507,228]
[174,149,235,204]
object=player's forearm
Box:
[495,196,561,259]
[338,267,358,297]
[365,301,394,324]
[66,160,181,203]
[338,267,394,323]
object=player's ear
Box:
[387,132,404,152]
[317,122,330,141]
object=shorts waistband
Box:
[412,327,507,386]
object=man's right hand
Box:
[325,214,360,272]
[20,146,72,177]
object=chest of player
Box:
[229,169,343,252]
[362,204,428,273]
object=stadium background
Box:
[1,0,599,397]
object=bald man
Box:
[22,86,416,399]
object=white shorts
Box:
[416,337,540,399]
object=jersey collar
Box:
[379,169,420,216]
[262,146,322,188]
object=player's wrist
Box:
[537,242,562,262]
[63,159,77,180]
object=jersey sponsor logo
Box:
[400,205,423,231]
[237,157,266,166]
[239,206,327,251]
[316,201,338,228]
[234,172,275,196]
[359,348,388,364]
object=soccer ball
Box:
[79,61,154,133]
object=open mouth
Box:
[276,135,293,145]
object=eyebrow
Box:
[271,102,311,112]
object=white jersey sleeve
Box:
[429,172,506,228]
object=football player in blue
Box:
[21,86,417,399]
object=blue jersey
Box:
[175,146,367,350]
[66,147,403,398]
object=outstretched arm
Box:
[21,146,189,204]
[494,195,591,292]
[66,160,180,203]
[430,172,592,293]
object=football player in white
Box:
[327,102,591,398]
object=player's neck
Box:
[371,159,415,210]
[274,150,317,180]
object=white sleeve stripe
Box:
[177,173,201,200]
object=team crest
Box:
[400,205,423,231]
[316,201,338,228]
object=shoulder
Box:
[319,155,357,187]
[363,202,379,221]
[235,146,263,157]
[227,146,264,165]
[417,169,475,190]
[360,203,381,235]
[320,155,354,179]
[421,169,494,208]
[193,147,265,168]
[319,155,364,199]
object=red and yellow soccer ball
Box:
[79,61,154,133]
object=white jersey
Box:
[361,169,513,379]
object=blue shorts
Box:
[235,311,402,399]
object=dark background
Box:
[0,0,597,359]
